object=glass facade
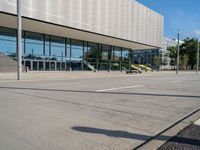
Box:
[111,47,122,70]
[25,32,44,59]
[71,39,84,70]
[0,26,132,71]
[51,36,65,61]
[45,35,50,58]
[132,49,160,66]
[121,48,130,70]
[98,44,111,70]
[84,42,99,70]
[0,27,16,58]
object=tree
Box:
[167,46,177,66]
[180,38,198,70]
[153,56,160,70]
[162,57,168,70]
[180,54,188,70]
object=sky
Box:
[137,0,200,40]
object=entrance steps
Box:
[83,59,97,72]
[0,53,25,72]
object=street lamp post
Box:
[17,0,22,80]
[176,29,180,75]
[197,40,199,74]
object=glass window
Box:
[51,36,65,61]
[71,39,83,59]
[112,46,121,61]
[101,44,111,60]
[122,48,130,61]
[0,27,16,56]
[66,38,70,59]
[98,44,111,71]
[121,48,130,70]
[85,42,99,59]
[22,31,25,57]
[25,32,43,59]
[45,35,50,58]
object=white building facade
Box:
[0,0,164,71]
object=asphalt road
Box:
[0,73,200,150]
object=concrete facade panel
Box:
[0,0,164,48]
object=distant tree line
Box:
[167,37,199,70]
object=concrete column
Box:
[108,60,111,72]
[30,60,33,71]
[17,0,22,80]
[65,61,67,71]
[37,61,39,70]
[49,61,51,71]
[43,60,45,71]
[55,61,57,71]
[120,61,122,72]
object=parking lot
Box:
[0,72,200,150]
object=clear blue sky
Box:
[137,0,200,40]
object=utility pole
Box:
[197,40,199,74]
[17,0,22,80]
[176,29,180,75]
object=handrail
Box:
[83,59,97,72]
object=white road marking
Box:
[40,83,67,86]
[96,85,144,92]
[171,80,182,83]
[195,119,200,126]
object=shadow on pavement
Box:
[1,86,200,147]
[71,126,200,147]
[0,86,200,99]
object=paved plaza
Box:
[0,72,200,150]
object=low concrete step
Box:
[0,53,25,72]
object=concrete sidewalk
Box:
[0,70,197,81]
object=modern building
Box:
[161,38,177,54]
[132,37,185,68]
[131,49,160,66]
[159,38,177,67]
[0,0,164,72]
[131,38,177,67]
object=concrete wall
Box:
[0,0,164,48]
[0,53,18,72]
[0,53,26,72]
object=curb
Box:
[134,108,200,150]
[194,118,200,126]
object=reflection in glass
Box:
[111,46,122,70]
[101,44,111,60]
[66,38,70,58]
[71,39,83,59]
[122,48,130,61]
[45,35,50,59]
[0,27,16,57]
[83,42,99,70]
[121,48,130,70]
[25,32,43,59]
[112,46,121,61]
[98,44,111,70]
[0,26,134,72]
[71,39,83,70]
[51,36,65,61]
[85,42,99,59]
